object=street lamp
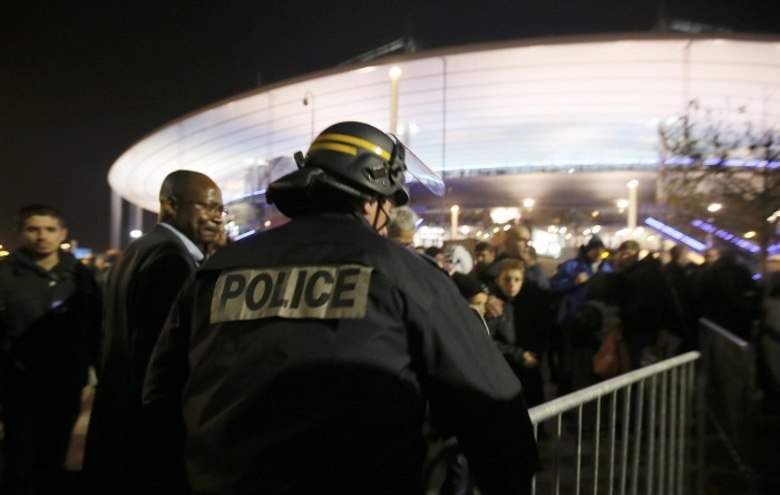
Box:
[627,179,638,231]
[450,205,460,239]
[303,91,315,141]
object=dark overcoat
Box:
[84,224,197,493]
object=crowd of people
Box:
[389,217,761,403]
[0,120,763,494]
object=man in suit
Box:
[84,170,224,493]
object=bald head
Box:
[159,170,224,250]
[504,225,531,259]
[159,170,218,203]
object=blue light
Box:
[665,157,780,169]
[690,219,761,254]
[644,217,707,252]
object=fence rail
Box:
[698,318,763,493]
[528,351,700,495]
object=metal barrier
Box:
[698,318,763,493]
[528,351,700,495]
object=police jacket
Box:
[0,249,101,388]
[144,212,538,495]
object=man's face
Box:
[172,186,225,247]
[496,268,524,299]
[19,215,67,257]
[504,230,531,258]
[614,248,639,270]
[476,249,496,267]
[504,235,530,258]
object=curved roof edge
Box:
[109,32,780,212]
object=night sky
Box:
[2,1,779,252]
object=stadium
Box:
[107,33,780,256]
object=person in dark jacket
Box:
[613,241,682,368]
[549,236,608,393]
[663,244,698,350]
[485,258,550,409]
[0,204,102,493]
[84,170,223,493]
[143,122,538,494]
[693,248,758,341]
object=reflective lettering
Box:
[210,265,373,323]
[245,273,272,310]
[220,273,246,310]
[270,271,289,308]
[331,267,359,308]
[289,269,307,309]
[305,270,333,307]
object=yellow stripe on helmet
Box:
[315,133,392,161]
[309,142,358,156]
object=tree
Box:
[658,99,780,283]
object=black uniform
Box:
[0,249,101,492]
[144,212,538,494]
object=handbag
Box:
[592,330,630,378]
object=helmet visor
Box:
[394,136,445,197]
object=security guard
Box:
[144,122,538,494]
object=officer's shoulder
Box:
[415,251,449,273]
[378,241,452,288]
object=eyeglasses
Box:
[175,197,229,216]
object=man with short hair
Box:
[85,170,224,493]
[502,225,532,260]
[144,122,538,494]
[386,205,418,247]
[0,204,102,493]
[472,241,497,284]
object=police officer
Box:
[143,122,538,494]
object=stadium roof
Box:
[108,33,780,220]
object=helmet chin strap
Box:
[370,198,390,232]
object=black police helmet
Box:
[267,122,410,217]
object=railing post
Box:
[527,352,700,495]
[696,349,706,495]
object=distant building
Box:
[107,33,780,248]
